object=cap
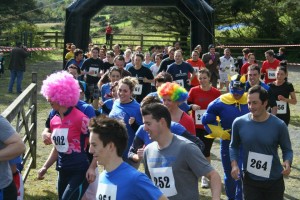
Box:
[208,44,215,50]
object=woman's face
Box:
[110,71,121,83]
[118,83,132,103]
[276,69,287,82]
[199,73,210,87]
[248,55,255,64]
[161,95,178,111]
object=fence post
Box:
[55,31,58,47]
[31,72,37,168]
[140,34,144,50]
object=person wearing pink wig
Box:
[38,71,93,200]
[157,82,196,135]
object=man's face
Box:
[106,54,114,63]
[265,53,272,62]
[89,132,110,165]
[224,49,231,57]
[192,52,199,61]
[248,93,267,119]
[174,52,183,64]
[92,49,99,59]
[143,114,162,141]
[248,70,260,86]
[75,53,83,61]
[209,48,215,54]
[134,55,143,67]
[230,86,244,100]
[99,51,106,60]
[114,59,125,69]
[169,51,175,60]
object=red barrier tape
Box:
[0,46,56,52]
[217,44,300,48]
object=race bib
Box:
[277,101,287,114]
[96,183,117,200]
[267,69,276,80]
[175,79,184,87]
[133,84,143,95]
[195,110,206,125]
[89,67,99,77]
[149,167,177,197]
[193,67,199,74]
[247,151,273,178]
[52,128,69,153]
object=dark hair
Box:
[135,53,144,61]
[68,64,81,74]
[118,76,139,92]
[106,50,115,57]
[74,49,83,58]
[92,46,100,53]
[114,55,125,63]
[248,65,260,74]
[141,103,171,128]
[279,60,287,68]
[265,49,275,57]
[141,96,162,107]
[109,66,122,76]
[155,53,163,60]
[199,68,211,78]
[154,72,173,84]
[89,116,128,157]
[248,85,269,106]
[242,48,250,54]
[247,53,255,59]
[277,66,287,74]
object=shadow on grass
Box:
[24,190,57,200]
[284,193,299,200]
[290,115,300,127]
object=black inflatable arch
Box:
[64,0,214,55]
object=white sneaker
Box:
[201,176,209,188]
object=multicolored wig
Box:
[41,71,80,107]
[157,82,188,102]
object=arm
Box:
[205,170,222,200]
[229,119,241,180]
[181,130,205,152]
[37,147,58,180]
[230,160,240,180]
[0,133,25,161]
[278,122,293,174]
[42,128,52,145]
[128,131,146,162]
[86,157,97,183]
[158,195,169,200]
[278,91,297,105]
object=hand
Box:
[282,161,291,176]
[137,147,145,161]
[192,104,201,111]
[209,59,213,65]
[86,167,96,183]
[143,77,149,83]
[37,166,47,180]
[278,95,286,101]
[129,117,135,125]
[42,131,52,145]
[231,165,240,180]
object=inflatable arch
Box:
[64,0,214,56]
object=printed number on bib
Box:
[52,128,69,153]
[96,183,117,200]
[133,84,143,95]
[149,167,177,197]
[175,79,184,87]
[276,101,287,114]
[89,67,99,77]
[193,67,199,74]
[195,110,206,125]
[267,69,276,80]
[247,151,273,178]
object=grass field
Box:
[0,52,299,199]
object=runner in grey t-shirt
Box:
[0,115,25,198]
[141,103,222,200]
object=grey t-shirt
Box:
[144,134,214,200]
[0,115,16,189]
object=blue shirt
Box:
[98,162,163,200]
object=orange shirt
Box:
[186,58,205,86]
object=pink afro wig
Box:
[41,71,80,107]
[157,82,188,102]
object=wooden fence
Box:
[1,73,37,183]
